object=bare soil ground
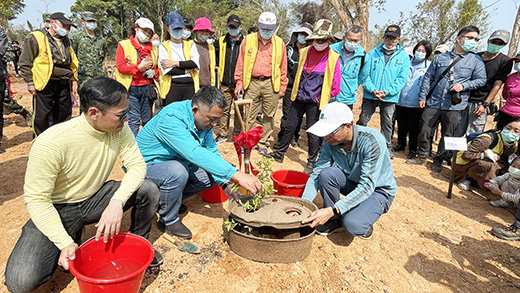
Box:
[1,74,520,292]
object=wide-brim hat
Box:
[193,17,214,33]
[306,19,333,41]
[50,12,77,28]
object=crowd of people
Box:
[1,9,520,292]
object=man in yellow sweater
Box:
[5,77,161,293]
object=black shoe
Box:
[179,204,188,215]
[359,226,374,240]
[157,220,192,239]
[263,152,284,163]
[407,151,417,159]
[149,250,164,267]
[392,145,405,152]
[432,157,443,173]
[215,135,228,144]
[406,157,427,165]
[0,146,5,154]
[304,162,316,174]
[290,139,300,147]
[316,219,343,236]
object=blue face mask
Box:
[53,24,69,37]
[259,29,274,40]
[460,39,477,52]
[502,129,520,143]
[228,27,240,37]
[297,34,307,45]
[170,28,184,40]
[85,22,97,30]
[414,51,426,61]
[487,43,503,54]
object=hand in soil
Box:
[301,207,334,227]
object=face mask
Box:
[152,40,161,47]
[170,28,184,40]
[509,166,520,178]
[343,41,359,52]
[460,39,477,52]
[487,43,503,54]
[515,63,520,72]
[85,22,97,30]
[414,51,426,61]
[136,30,150,43]
[313,42,328,51]
[53,24,69,37]
[502,129,520,143]
[182,29,191,39]
[228,27,240,37]
[197,34,209,43]
[259,29,274,40]
[382,44,396,51]
[207,38,214,45]
[297,34,307,45]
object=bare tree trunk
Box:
[508,6,520,57]
[326,0,371,50]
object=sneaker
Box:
[263,152,284,163]
[303,162,316,174]
[157,220,192,239]
[359,226,374,240]
[290,139,300,147]
[457,179,471,191]
[316,219,343,236]
[149,250,164,267]
[432,157,443,173]
[406,157,427,165]
[491,224,520,241]
[179,204,188,214]
[489,199,513,208]
[393,145,406,152]
[407,151,417,159]
[215,135,228,144]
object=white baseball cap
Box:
[307,102,353,137]
[258,12,276,30]
[135,17,155,33]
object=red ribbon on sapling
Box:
[233,126,263,175]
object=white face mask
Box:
[85,21,97,30]
[343,41,359,52]
[136,30,150,43]
[382,44,396,51]
[509,166,520,179]
[313,42,328,51]
[515,62,520,72]
[152,40,161,47]
[53,23,69,37]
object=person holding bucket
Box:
[136,86,262,240]
[5,77,161,293]
[301,102,396,239]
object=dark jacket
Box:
[286,42,301,90]
[215,33,244,87]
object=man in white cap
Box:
[234,12,288,154]
[301,102,396,239]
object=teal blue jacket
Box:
[136,100,237,184]
[329,41,365,105]
[359,43,411,103]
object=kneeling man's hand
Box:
[301,207,334,227]
[95,199,124,243]
[58,243,78,270]
[232,172,262,195]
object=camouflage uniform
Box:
[71,13,106,89]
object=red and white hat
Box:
[135,17,154,33]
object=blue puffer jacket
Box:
[329,41,365,105]
[136,100,237,184]
[397,59,431,108]
[359,43,411,103]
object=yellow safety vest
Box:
[30,31,78,91]
[291,46,340,110]
[218,36,226,83]
[456,132,518,165]
[115,39,159,90]
[158,40,200,98]
[241,33,284,92]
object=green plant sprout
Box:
[223,218,253,233]
[242,157,277,212]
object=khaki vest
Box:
[115,39,158,90]
[241,33,284,92]
[291,46,340,110]
[30,31,78,91]
[158,40,199,98]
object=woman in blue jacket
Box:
[394,40,433,159]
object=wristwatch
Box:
[221,181,231,190]
[481,102,489,108]
[332,205,340,216]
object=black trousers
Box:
[164,78,195,106]
[417,107,462,159]
[396,105,423,152]
[33,79,72,136]
[272,100,321,164]
[275,87,301,144]
[0,77,5,143]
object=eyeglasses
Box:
[461,35,480,42]
[327,124,347,136]
[108,110,128,122]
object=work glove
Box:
[143,69,156,79]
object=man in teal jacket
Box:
[329,25,366,108]
[136,86,262,239]
[357,25,410,157]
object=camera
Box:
[451,92,461,105]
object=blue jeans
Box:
[5,180,159,293]
[318,166,394,236]
[357,98,396,150]
[146,160,215,226]
[128,85,153,136]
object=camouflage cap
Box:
[42,13,51,22]
[306,19,333,41]
[81,12,97,22]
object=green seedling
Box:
[242,157,277,212]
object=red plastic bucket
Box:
[201,184,228,203]
[69,232,153,293]
[271,170,310,197]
